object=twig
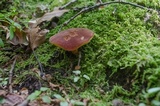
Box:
[8,57,17,93]
[61,1,152,28]
[32,49,44,77]
[59,0,77,10]
[62,7,89,27]
[59,7,89,31]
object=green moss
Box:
[47,3,160,105]
[0,51,10,66]
[1,0,160,105]
[130,0,160,9]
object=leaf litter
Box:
[0,4,70,105]
[0,7,68,50]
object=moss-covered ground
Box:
[0,0,160,105]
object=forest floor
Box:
[0,0,160,106]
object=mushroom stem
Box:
[71,49,79,54]
[77,51,81,67]
[75,51,81,70]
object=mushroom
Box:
[49,28,94,53]
[49,28,94,69]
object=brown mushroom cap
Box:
[49,28,94,51]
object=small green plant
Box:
[0,96,5,104]
[72,70,90,83]
[27,87,51,103]
[0,16,22,47]
[27,87,85,105]
[0,78,8,87]
[53,94,85,106]
[0,38,4,47]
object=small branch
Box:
[59,7,89,31]
[32,49,44,77]
[64,7,88,25]
[59,0,77,10]
[61,1,153,28]
[8,57,17,93]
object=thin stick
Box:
[61,1,152,27]
[59,0,77,10]
[8,57,17,93]
[62,7,89,26]
[32,49,44,77]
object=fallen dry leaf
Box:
[0,25,28,46]
[17,99,30,106]
[51,98,61,104]
[0,25,10,39]
[42,74,52,82]
[0,90,7,96]
[0,25,9,34]
[29,98,52,106]
[2,93,25,106]
[8,28,28,45]
[75,65,81,70]
[37,7,69,25]
[31,68,41,76]
[29,7,69,28]
[19,88,29,96]
[49,82,60,90]
[26,27,49,50]
[1,7,68,48]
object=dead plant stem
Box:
[9,57,17,93]
[33,49,44,77]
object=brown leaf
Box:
[75,65,81,70]
[49,82,60,90]
[26,27,49,50]
[3,93,25,106]
[17,99,30,106]
[37,7,69,25]
[0,25,10,39]
[42,74,52,82]
[0,24,28,46]
[31,68,41,76]
[51,98,61,104]
[29,7,69,28]
[29,98,53,106]
[19,88,29,96]
[0,90,7,96]
[8,28,28,45]
[0,25,9,32]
